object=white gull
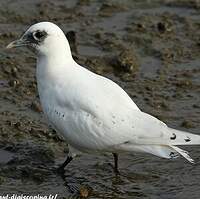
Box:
[7,22,200,173]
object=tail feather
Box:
[142,145,195,164]
[118,143,194,163]
[171,145,194,164]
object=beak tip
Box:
[6,39,25,49]
[6,43,13,49]
[6,40,16,49]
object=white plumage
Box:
[7,22,200,166]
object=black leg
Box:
[112,153,120,174]
[57,156,73,174]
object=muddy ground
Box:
[0,0,200,198]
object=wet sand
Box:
[0,0,200,198]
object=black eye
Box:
[33,31,46,40]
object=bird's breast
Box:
[40,98,108,152]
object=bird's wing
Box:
[113,110,200,146]
[58,66,200,148]
[88,70,200,147]
[80,107,200,148]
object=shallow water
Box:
[0,0,200,198]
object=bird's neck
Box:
[37,40,75,75]
[36,40,76,95]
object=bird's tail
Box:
[118,127,200,163]
[170,145,194,163]
[121,144,195,163]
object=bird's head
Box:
[6,22,70,57]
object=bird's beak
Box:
[6,38,28,49]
